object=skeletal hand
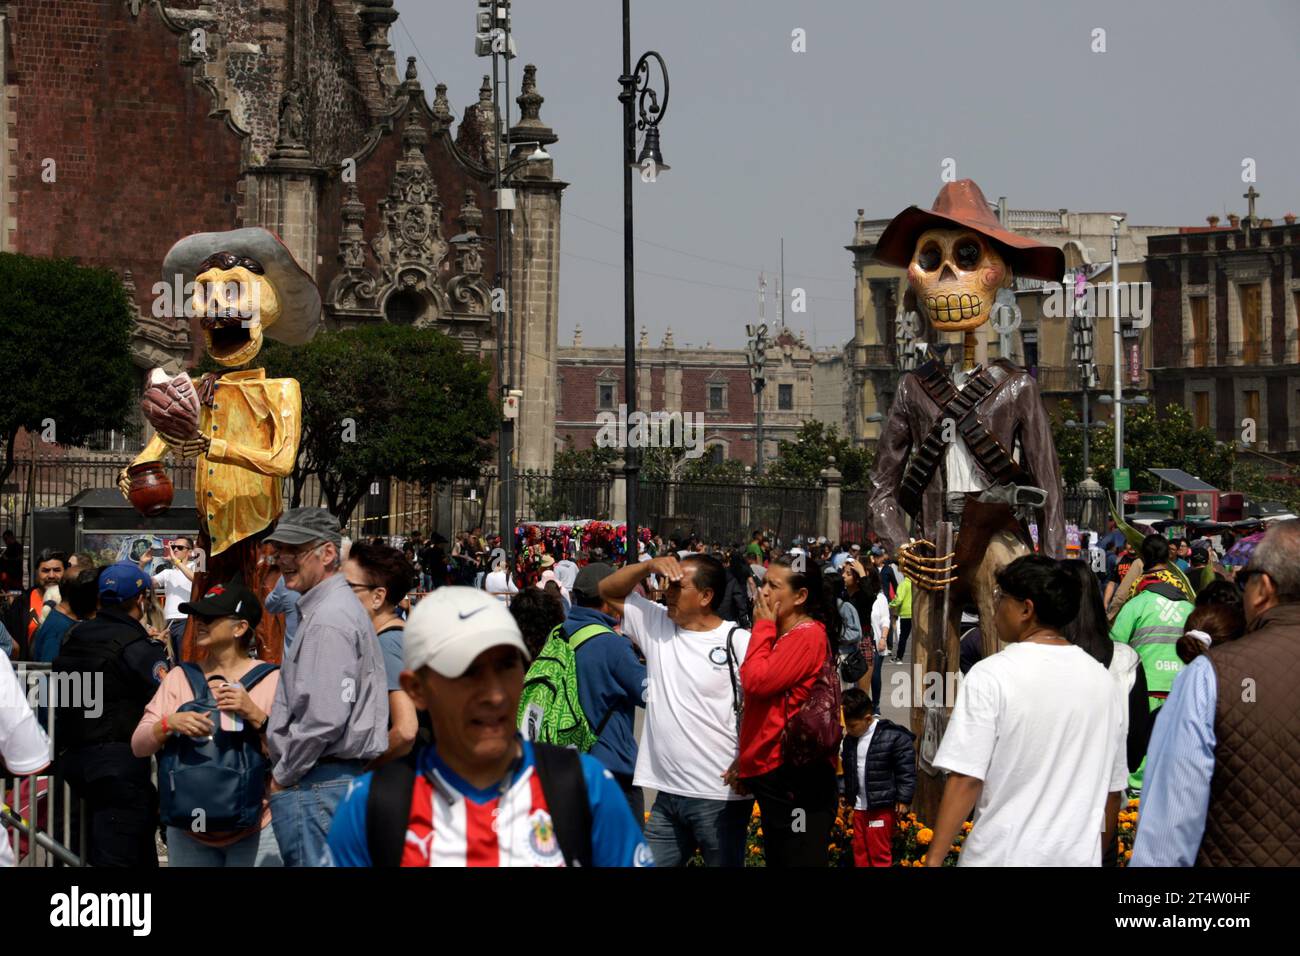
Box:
[896,539,958,591]
[161,433,210,460]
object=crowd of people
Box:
[0,510,1294,869]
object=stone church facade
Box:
[1,0,562,472]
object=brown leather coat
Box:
[867,359,1066,557]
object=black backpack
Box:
[157,662,278,833]
[365,743,594,867]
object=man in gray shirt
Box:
[265,508,388,867]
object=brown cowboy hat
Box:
[872,179,1065,282]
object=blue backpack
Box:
[158,662,278,833]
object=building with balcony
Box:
[1146,197,1300,456]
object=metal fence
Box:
[3,662,86,867]
[640,478,823,546]
[516,472,611,524]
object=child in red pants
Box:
[840,688,915,866]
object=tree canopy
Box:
[0,253,137,491]
[260,324,496,525]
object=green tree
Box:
[1051,402,1233,492]
[768,420,874,488]
[0,253,137,491]
[261,325,496,525]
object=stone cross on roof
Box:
[1244,184,1260,225]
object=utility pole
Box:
[1110,215,1124,511]
[779,238,785,328]
[747,310,768,475]
[479,0,516,559]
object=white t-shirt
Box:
[854,721,879,811]
[155,565,195,620]
[933,642,1127,867]
[620,592,751,801]
[870,593,891,650]
[484,570,518,600]
[0,653,52,866]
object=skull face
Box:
[907,228,1010,332]
[190,265,282,367]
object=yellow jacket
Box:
[135,369,300,556]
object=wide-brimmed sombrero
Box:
[162,227,321,346]
[872,179,1065,283]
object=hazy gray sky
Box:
[393,0,1300,350]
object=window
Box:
[1243,390,1260,435]
[709,384,726,411]
[598,382,616,410]
[708,444,725,466]
[778,384,793,410]
[1241,284,1262,364]
[1193,391,1210,430]
[1190,296,1209,366]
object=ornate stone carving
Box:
[510,64,556,147]
[448,189,493,316]
[432,83,454,131]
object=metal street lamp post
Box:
[618,0,669,565]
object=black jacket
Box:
[718,575,752,628]
[841,718,916,809]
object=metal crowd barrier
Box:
[3,662,87,867]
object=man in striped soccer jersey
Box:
[324,586,651,867]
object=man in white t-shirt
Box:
[599,553,753,866]
[153,536,197,659]
[0,652,52,865]
[927,555,1127,867]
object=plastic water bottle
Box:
[220,682,243,733]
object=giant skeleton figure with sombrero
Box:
[866,181,1067,815]
[117,228,320,664]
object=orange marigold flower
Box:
[917,828,933,845]
[1125,850,1133,860]
[962,821,973,832]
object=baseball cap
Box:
[265,507,343,548]
[99,561,153,605]
[572,562,615,602]
[404,586,529,678]
[869,545,886,557]
[180,578,263,628]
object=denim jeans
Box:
[645,792,754,867]
[167,824,282,867]
[167,618,186,661]
[268,762,365,867]
[870,651,885,714]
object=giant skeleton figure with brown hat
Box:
[866,181,1066,818]
[117,228,321,664]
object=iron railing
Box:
[3,662,86,867]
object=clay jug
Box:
[127,462,174,517]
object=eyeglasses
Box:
[270,542,328,566]
[170,545,189,552]
[347,580,379,593]
[1238,568,1264,590]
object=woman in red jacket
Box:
[731,556,840,866]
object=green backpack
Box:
[517,623,613,751]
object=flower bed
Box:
[673,795,1140,867]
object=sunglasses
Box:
[1237,568,1265,589]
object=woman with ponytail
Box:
[729,555,840,866]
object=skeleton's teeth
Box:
[925,293,983,322]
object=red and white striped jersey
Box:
[401,763,566,867]
[327,740,651,868]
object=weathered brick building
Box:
[1,0,563,471]
[556,325,817,466]
[1147,196,1300,456]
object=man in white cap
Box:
[325,587,651,867]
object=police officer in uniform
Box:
[53,561,169,867]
